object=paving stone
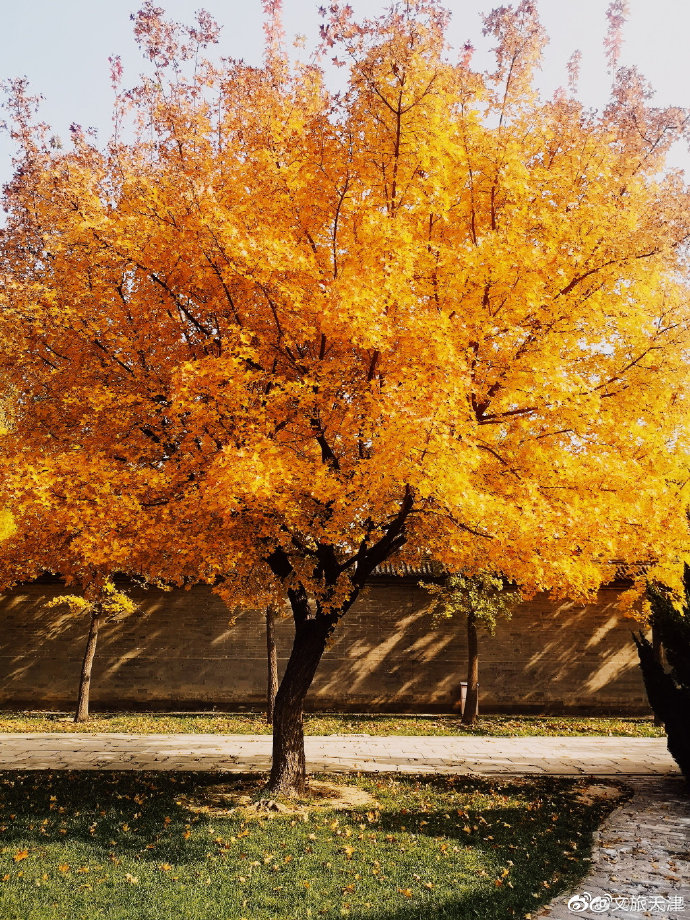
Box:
[0,734,677,775]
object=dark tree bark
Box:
[267,610,333,795]
[652,622,663,726]
[266,604,278,725]
[75,609,101,723]
[634,632,690,782]
[265,484,414,796]
[461,610,479,726]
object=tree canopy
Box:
[2,0,689,602]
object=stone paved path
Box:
[0,733,680,774]
[538,776,689,920]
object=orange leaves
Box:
[1,0,690,617]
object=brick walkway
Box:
[0,733,679,774]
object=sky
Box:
[2,0,690,183]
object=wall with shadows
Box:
[0,577,650,713]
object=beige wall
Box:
[0,578,651,713]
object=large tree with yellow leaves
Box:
[2,0,690,793]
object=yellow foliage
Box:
[45,580,137,620]
[0,1,689,620]
[0,509,14,543]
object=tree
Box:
[0,502,139,722]
[634,568,690,781]
[0,432,138,723]
[46,579,137,722]
[422,571,521,725]
[2,0,690,794]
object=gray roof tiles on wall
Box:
[372,562,436,578]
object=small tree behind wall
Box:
[422,572,521,725]
[263,603,291,725]
[46,580,137,723]
[265,605,279,725]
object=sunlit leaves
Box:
[1,0,690,611]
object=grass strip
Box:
[0,712,663,737]
[0,770,623,920]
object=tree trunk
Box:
[462,611,479,726]
[263,489,413,796]
[267,617,331,796]
[652,622,663,727]
[266,604,278,725]
[75,610,101,723]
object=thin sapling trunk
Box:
[44,580,134,724]
[75,607,101,723]
[462,610,479,726]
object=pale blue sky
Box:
[2,0,689,182]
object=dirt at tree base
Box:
[572,782,629,808]
[178,778,378,819]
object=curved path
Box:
[0,733,679,774]
[538,776,689,920]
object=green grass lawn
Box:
[0,771,621,920]
[0,711,663,737]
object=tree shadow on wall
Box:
[0,577,649,713]
[313,582,648,714]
